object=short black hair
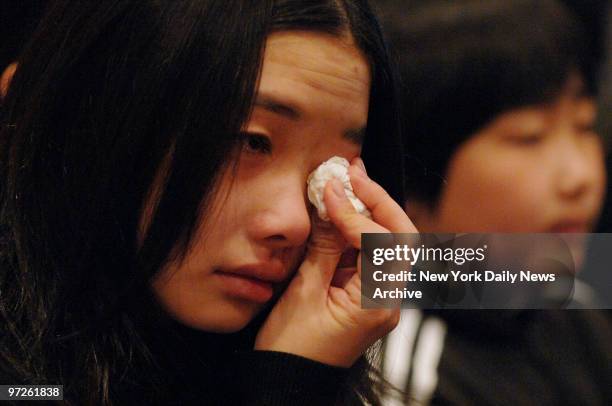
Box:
[376,0,595,206]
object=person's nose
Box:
[249,176,312,250]
[554,131,601,201]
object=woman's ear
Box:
[403,198,437,232]
[1,62,18,99]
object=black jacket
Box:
[382,309,612,406]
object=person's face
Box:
[412,75,606,233]
[152,31,371,332]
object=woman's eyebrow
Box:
[255,92,365,145]
[254,94,301,120]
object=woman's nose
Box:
[249,181,312,249]
[555,133,601,201]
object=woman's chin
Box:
[170,300,262,333]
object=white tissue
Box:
[307,156,371,221]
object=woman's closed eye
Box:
[506,131,545,146]
[241,132,273,154]
[575,121,597,137]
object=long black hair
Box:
[0,0,49,74]
[0,0,402,404]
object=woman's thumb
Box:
[297,182,349,289]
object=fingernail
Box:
[330,178,345,198]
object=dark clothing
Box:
[383,310,612,406]
[117,350,350,405]
[1,350,349,405]
[1,316,351,406]
[122,297,353,405]
[432,310,612,406]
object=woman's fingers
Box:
[324,178,389,249]
[348,159,417,234]
[297,214,345,291]
[300,160,417,292]
[256,165,405,368]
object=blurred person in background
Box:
[376,0,612,404]
[579,0,612,303]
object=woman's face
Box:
[413,75,606,233]
[152,31,371,332]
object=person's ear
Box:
[1,62,18,99]
[403,198,437,232]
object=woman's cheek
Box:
[441,151,545,231]
[487,158,549,229]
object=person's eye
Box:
[575,122,597,137]
[241,132,272,154]
[508,132,545,146]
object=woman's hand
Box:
[254,158,417,367]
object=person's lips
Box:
[214,263,286,303]
[548,219,590,233]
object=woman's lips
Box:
[214,270,275,303]
[548,220,590,233]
